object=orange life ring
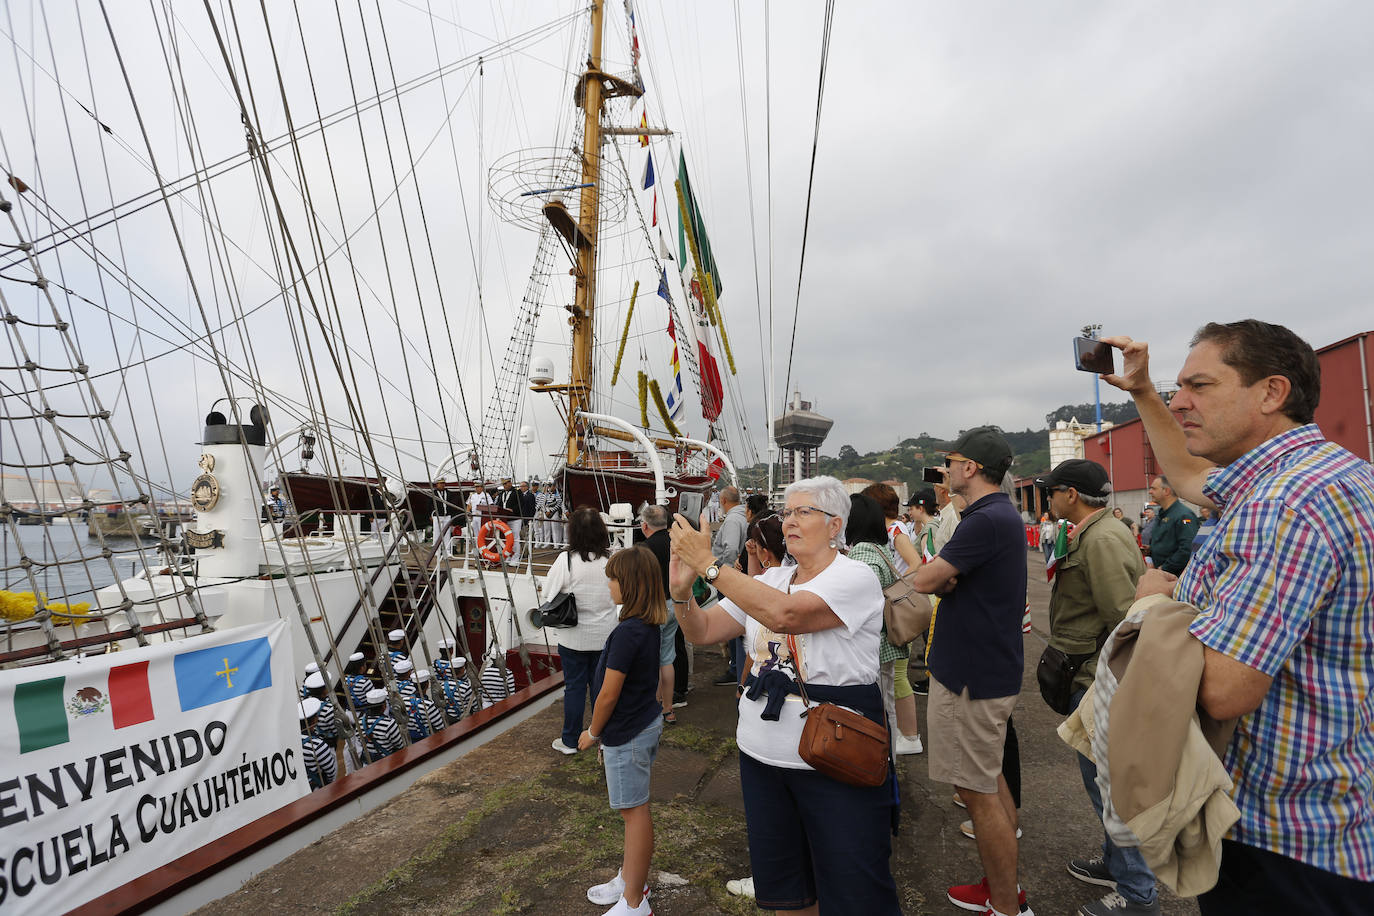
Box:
[478,519,515,563]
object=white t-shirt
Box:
[720,553,883,769]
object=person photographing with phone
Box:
[667,476,900,916]
[1096,321,1374,915]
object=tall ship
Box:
[0,2,756,911]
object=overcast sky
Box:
[2,1,1371,493]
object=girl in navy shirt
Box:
[581,546,668,916]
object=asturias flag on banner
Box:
[1046,519,1070,582]
[174,636,273,711]
[12,660,157,754]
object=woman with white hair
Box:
[668,476,899,915]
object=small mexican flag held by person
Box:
[1046,518,1070,581]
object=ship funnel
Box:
[190,400,270,578]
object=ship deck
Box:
[189,552,1202,916]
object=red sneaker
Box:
[947,877,1028,912]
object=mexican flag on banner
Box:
[1046,519,1070,582]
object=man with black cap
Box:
[910,426,1032,916]
[1035,459,1156,916]
[267,485,287,522]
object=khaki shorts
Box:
[926,676,1018,795]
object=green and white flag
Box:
[1046,519,1069,581]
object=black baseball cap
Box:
[906,488,938,512]
[947,427,1014,476]
[1034,459,1112,498]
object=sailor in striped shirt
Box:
[301,672,339,743]
[403,670,446,740]
[359,687,405,762]
[479,655,517,708]
[299,698,338,788]
[393,658,419,698]
[1105,321,1374,913]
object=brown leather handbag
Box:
[786,635,890,787]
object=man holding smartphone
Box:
[1100,321,1374,915]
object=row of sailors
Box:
[297,638,519,789]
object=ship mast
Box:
[566,1,607,466]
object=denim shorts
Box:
[603,716,662,809]
[658,609,679,666]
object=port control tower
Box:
[773,391,833,487]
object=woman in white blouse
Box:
[545,507,619,755]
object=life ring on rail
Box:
[478,519,515,563]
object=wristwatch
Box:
[704,562,721,582]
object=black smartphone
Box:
[1073,336,1115,374]
[922,466,945,484]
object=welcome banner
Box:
[0,620,308,914]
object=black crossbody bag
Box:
[533,553,579,628]
[1037,644,1098,715]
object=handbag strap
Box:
[875,545,903,582]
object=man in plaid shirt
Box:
[1103,320,1374,914]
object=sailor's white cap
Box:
[303,672,325,690]
[304,661,320,675]
[349,651,365,663]
[416,669,431,683]
[365,688,388,705]
[451,655,467,667]
[387,629,406,642]
[394,659,414,675]
[298,697,322,720]
[438,637,456,650]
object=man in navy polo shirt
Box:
[912,426,1031,916]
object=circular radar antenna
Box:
[488,147,630,230]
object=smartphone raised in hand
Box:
[1073,336,1115,375]
[922,466,945,484]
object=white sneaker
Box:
[602,895,652,915]
[960,818,1022,840]
[552,738,578,755]
[894,733,924,755]
[588,869,651,907]
[725,876,755,898]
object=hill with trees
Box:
[734,401,1138,493]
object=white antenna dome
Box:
[529,356,555,386]
[519,426,535,445]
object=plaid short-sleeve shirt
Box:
[1178,424,1374,879]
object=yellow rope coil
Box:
[638,371,650,428]
[610,279,640,387]
[649,379,682,438]
[0,589,92,623]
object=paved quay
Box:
[198,550,1201,916]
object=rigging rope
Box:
[781,0,836,416]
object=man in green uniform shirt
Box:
[1146,475,1197,574]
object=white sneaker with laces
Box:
[894,733,924,755]
[588,869,651,906]
[551,738,578,755]
[725,876,755,898]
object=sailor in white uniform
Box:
[299,698,338,788]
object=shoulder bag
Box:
[1036,644,1097,715]
[786,634,890,787]
[532,553,578,628]
[876,549,932,646]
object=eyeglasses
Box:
[945,454,983,469]
[780,505,837,521]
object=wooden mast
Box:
[567,0,606,466]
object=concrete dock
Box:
[197,551,1202,916]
